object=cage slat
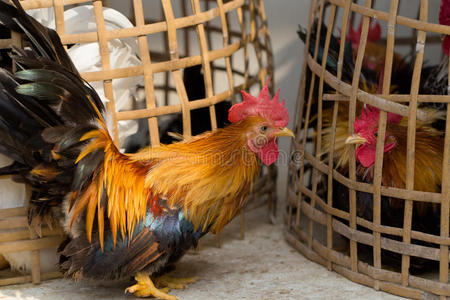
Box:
[296,0,322,234]
[314,3,337,271]
[325,0,352,272]
[440,58,450,289]
[308,0,331,252]
[217,0,235,105]
[288,0,317,231]
[401,0,427,287]
[52,0,65,37]
[370,0,398,289]
[235,6,249,87]
[92,0,120,145]
[133,0,161,146]
[191,0,218,131]
[255,0,273,83]
[323,93,450,103]
[347,0,374,273]
[29,230,40,284]
[161,0,192,138]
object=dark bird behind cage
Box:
[159,65,232,144]
[420,0,450,131]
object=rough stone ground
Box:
[0,206,403,300]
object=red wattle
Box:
[258,139,279,166]
[356,142,396,168]
[356,144,375,168]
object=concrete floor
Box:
[0,206,404,300]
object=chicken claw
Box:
[125,272,177,299]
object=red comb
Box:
[440,0,450,55]
[228,79,289,127]
[354,106,402,133]
[347,18,381,46]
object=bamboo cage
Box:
[0,0,274,286]
[286,0,450,299]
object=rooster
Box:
[345,107,443,234]
[298,20,419,172]
[0,1,293,299]
[346,17,412,93]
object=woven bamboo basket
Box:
[286,0,450,299]
[0,0,274,286]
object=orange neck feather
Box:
[136,117,261,233]
[71,117,261,249]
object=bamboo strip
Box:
[296,0,320,233]
[322,93,450,103]
[347,3,370,271]
[236,4,249,89]
[308,0,331,252]
[401,0,427,287]
[324,0,351,272]
[19,0,90,10]
[256,0,274,83]
[92,0,119,145]
[29,230,40,284]
[291,0,317,230]
[0,236,64,253]
[162,0,192,138]
[0,227,63,243]
[52,0,66,37]
[0,217,28,230]
[0,271,62,286]
[310,2,336,267]
[440,50,450,294]
[216,0,235,106]
[191,0,217,131]
[371,1,398,289]
[0,207,26,218]
[133,0,160,146]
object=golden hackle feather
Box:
[379,123,443,214]
[70,116,262,249]
[137,117,261,233]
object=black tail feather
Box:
[0,0,77,73]
[0,0,106,225]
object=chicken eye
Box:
[260,125,268,133]
[374,132,378,138]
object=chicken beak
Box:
[274,127,295,138]
[345,134,367,145]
